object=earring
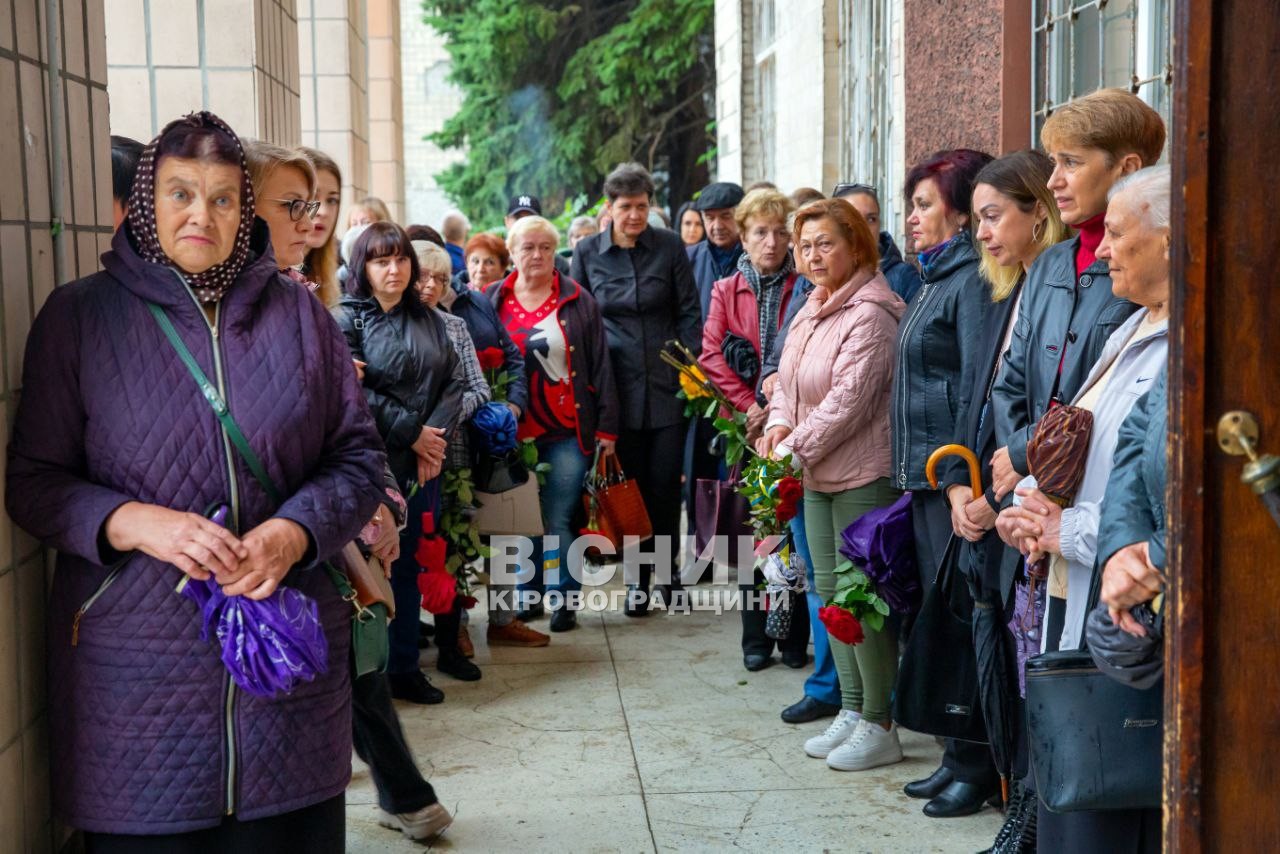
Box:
[1032,219,1045,243]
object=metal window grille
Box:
[838,0,897,228]
[1032,0,1174,144]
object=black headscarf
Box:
[126,112,256,304]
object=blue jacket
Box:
[878,231,922,305]
[687,239,744,320]
[445,242,466,275]
[1098,368,1167,571]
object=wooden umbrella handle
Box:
[925,444,983,494]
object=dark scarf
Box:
[126,112,256,305]
[737,250,794,364]
[708,240,743,278]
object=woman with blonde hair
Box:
[348,196,392,229]
[300,146,344,306]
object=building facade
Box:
[715,0,1173,242]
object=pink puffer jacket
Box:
[769,269,907,492]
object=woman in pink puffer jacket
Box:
[758,198,907,773]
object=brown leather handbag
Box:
[340,542,396,616]
[582,446,653,552]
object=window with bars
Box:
[1033,0,1173,144]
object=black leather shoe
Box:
[743,653,773,672]
[780,695,840,724]
[437,652,482,682]
[780,651,808,669]
[388,671,444,705]
[417,621,435,649]
[652,582,688,610]
[923,780,1000,818]
[624,585,650,617]
[515,602,545,622]
[549,608,578,632]
[904,766,954,799]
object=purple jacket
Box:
[5,223,386,834]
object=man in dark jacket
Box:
[572,162,702,614]
[686,181,745,318]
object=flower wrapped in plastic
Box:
[470,400,518,456]
[838,491,920,615]
[179,505,328,698]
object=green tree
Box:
[426,0,714,227]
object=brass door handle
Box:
[1218,410,1280,528]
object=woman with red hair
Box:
[891,147,1000,818]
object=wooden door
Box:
[1169,0,1280,849]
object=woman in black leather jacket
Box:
[333,222,465,704]
[889,148,999,819]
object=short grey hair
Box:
[411,240,452,277]
[1108,164,1170,231]
[441,209,470,242]
[506,215,560,252]
[569,214,597,235]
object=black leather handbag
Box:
[893,535,989,743]
[1025,568,1163,812]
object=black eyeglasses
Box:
[831,182,878,199]
[269,198,322,222]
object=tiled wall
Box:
[105,0,302,145]
[366,0,403,221]
[299,0,370,229]
[0,1,114,851]
[399,0,463,228]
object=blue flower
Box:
[471,401,518,455]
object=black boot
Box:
[434,596,481,682]
[923,779,1001,818]
[981,780,1037,853]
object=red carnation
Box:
[477,346,505,371]
[819,605,865,645]
[417,565,456,615]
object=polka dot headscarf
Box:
[126,111,257,305]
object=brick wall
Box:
[0,1,114,850]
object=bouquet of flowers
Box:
[476,346,513,402]
[736,451,803,551]
[660,341,750,465]
[818,555,893,648]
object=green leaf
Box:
[872,597,891,616]
[864,611,885,632]
[705,399,720,419]
[832,559,855,574]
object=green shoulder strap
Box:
[146,301,355,598]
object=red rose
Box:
[461,595,479,610]
[775,497,798,524]
[819,605,865,645]
[776,476,804,505]
[417,565,457,615]
[477,346,505,371]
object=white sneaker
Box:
[825,718,904,771]
[378,803,453,840]
[803,709,861,758]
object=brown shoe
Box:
[486,619,551,647]
[457,624,475,659]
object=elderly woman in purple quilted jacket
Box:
[5,113,386,852]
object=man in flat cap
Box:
[686,181,745,319]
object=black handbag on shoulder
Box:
[893,535,989,743]
[1024,565,1163,812]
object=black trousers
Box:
[352,671,438,815]
[740,569,811,657]
[617,423,687,588]
[84,793,345,854]
[912,489,998,787]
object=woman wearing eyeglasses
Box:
[243,140,321,273]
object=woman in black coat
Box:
[938,151,1068,843]
[333,222,465,703]
[890,148,998,818]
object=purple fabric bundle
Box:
[838,490,921,614]
[179,506,329,697]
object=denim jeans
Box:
[518,437,590,604]
[796,501,841,706]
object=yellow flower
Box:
[679,367,711,399]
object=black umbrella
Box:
[963,534,1018,809]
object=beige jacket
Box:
[770,269,907,492]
